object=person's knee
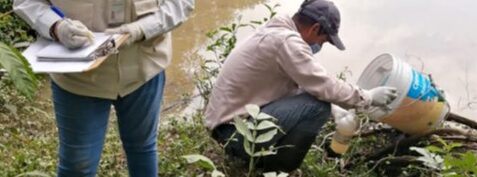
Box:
[58,158,96,176]
[318,101,331,119]
[301,93,331,121]
[123,141,157,154]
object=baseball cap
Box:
[298,0,345,50]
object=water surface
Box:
[235,0,477,119]
[169,0,477,120]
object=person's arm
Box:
[138,0,194,39]
[13,0,62,40]
[106,0,194,44]
[275,35,372,109]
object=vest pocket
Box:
[106,0,127,26]
[50,0,94,28]
[132,0,159,19]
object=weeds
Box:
[1,1,477,177]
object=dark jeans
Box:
[212,93,331,172]
[51,72,165,177]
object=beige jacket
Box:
[13,0,194,99]
[205,15,372,129]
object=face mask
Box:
[310,43,321,54]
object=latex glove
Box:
[105,23,144,45]
[54,19,94,49]
[331,104,352,120]
[332,105,358,136]
[365,86,398,107]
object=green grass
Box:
[0,79,394,177]
[0,81,461,177]
[0,79,225,177]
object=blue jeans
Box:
[212,92,331,172]
[51,72,165,177]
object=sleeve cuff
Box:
[356,88,373,110]
[35,10,62,40]
[136,15,162,40]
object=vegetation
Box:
[1,0,476,177]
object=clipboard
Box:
[86,34,129,71]
[22,33,129,73]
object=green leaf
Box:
[257,112,275,120]
[435,136,448,147]
[255,120,278,130]
[182,154,216,171]
[263,172,289,177]
[410,147,429,156]
[245,104,260,118]
[250,20,263,25]
[246,121,254,130]
[243,139,253,156]
[263,172,288,177]
[410,146,443,170]
[253,149,277,157]
[233,117,254,142]
[14,171,50,177]
[277,172,289,177]
[219,27,232,33]
[460,151,477,171]
[442,172,462,177]
[426,145,445,153]
[211,170,225,177]
[255,129,277,143]
[447,142,463,151]
[0,42,38,99]
[263,172,277,177]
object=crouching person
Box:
[204,0,397,173]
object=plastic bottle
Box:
[330,114,358,155]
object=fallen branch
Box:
[440,135,477,143]
[0,10,13,19]
[358,128,396,138]
[364,128,468,161]
[447,112,477,130]
[161,94,200,113]
[358,156,418,177]
[462,144,477,151]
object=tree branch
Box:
[447,112,477,130]
[364,128,469,161]
[0,10,13,19]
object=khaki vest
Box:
[49,0,171,99]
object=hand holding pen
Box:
[50,6,95,49]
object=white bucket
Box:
[357,53,450,135]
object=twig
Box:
[161,94,200,113]
[447,112,477,130]
[358,128,396,138]
[462,144,477,151]
[359,156,417,177]
[316,132,334,151]
[440,135,477,143]
[364,128,468,161]
[0,10,13,19]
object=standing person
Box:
[13,0,194,176]
[205,0,397,173]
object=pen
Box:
[50,5,95,43]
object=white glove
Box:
[54,19,93,49]
[331,104,352,120]
[332,105,358,136]
[365,86,398,107]
[105,23,144,45]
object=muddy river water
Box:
[167,0,477,119]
